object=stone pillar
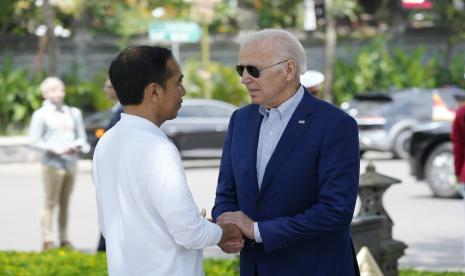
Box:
[355,162,407,276]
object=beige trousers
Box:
[41,165,76,242]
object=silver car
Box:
[341,87,464,159]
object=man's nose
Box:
[240,71,254,84]
[181,85,187,96]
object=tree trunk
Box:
[72,6,91,80]
[323,0,336,103]
[43,0,59,75]
[34,35,48,73]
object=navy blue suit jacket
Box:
[105,105,123,131]
[212,90,360,276]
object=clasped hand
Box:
[217,211,255,254]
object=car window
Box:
[344,100,389,117]
[438,90,459,109]
[177,106,207,117]
[203,106,234,117]
[411,93,432,119]
[177,105,233,118]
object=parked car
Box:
[341,87,465,159]
[83,99,237,159]
[408,121,460,198]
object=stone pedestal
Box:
[351,162,407,276]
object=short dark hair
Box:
[109,46,173,105]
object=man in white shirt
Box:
[93,46,243,276]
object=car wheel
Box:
[393,130,412,159]
[424,142,459,198]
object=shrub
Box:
[0,250,464,276]
[182,59,250,106]
[332,37,462,105]
[0,249,108,276]
[0,57,43,134]
[0,250,239,276]
[0,60,113,134]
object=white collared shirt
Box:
[93,113,222,276]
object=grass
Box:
[0,249,463,275]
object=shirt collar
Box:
[258,85,304,120]
[119,113,168,139]
[43,100,67,111]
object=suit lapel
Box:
[258,91,316,198]
[247,106,263,198]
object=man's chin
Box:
[250,98,262,105]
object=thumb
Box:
[200,208,206,218]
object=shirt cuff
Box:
[253,222,262,243]
[211,222,224,246]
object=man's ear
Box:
[284,60,297,82]
[145,82,161,102]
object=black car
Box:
[83,99,237,159]
[409,121,459,198]
[341,87,465,159]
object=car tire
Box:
[424,142,460,198]
[393,129,412,159]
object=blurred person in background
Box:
[451,93,465,262]
[28,77,89,251]
[103,78,124,130]
[300,70,324,97]
[96,78,123,252]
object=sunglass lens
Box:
[235,65,244,77]
[247,66,260,78]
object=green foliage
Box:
[332,37,455,105]
[448,53,465,88]
[204,257,239,276]
[0,249,108,276]
[0,56,43,134]
[331,0,361,20]
[400,270,465,276]
[433,0,465,41]
[0,57,112,134]
[0,250,463,276]
[62,67,113,115]
[183,59,250,106]
[253,0,302,28]
[209,1,239,34]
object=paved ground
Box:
[0,154,464,272]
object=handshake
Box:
[211,211,255,254]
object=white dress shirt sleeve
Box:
[146,145,222,250]
[254,222,263,243]
[92,153,106,237]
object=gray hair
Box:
[240,29,307,74]
[39,77,65,95]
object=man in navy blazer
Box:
[213,29,360,275]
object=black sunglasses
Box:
[235,60,288,78]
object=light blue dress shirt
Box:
[28,100,90,169]
[254,86,304,242]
